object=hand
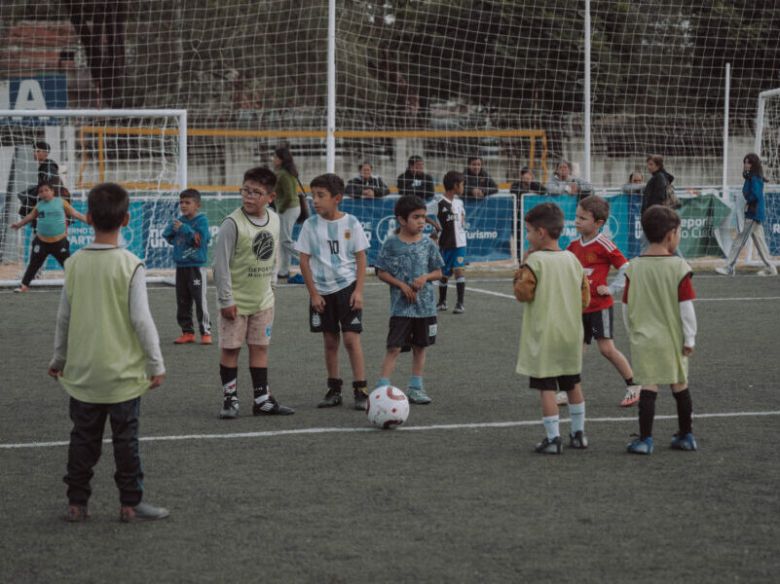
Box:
[682,346,694,357]
[148,374,165,389]
[350,290,364,310]
[569,183,579,194]
[399,283,417,303]
[173,220,182,231]
[362,188,375,198]
[220,305,238,320]
[48,367,63,379]
[311,293,326,313]
[11,222,21,230]
[193,233,201,248]
[411,275,427,290]
[596,285,610,296]
[473,188,484,198]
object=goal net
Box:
[0,109,186,283]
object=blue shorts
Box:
[441,247,466,277]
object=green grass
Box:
[1,275,778,583]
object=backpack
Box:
[664,180,681,209]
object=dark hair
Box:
[88,182,129,231]
[628,170,643,182]
[37,177,66,195]
[556,159,571,171]
[358,161,373,172]
[743,152,764,179]
[274,146,298,177]
[394,195,426,221]
[520,166,533,177]
[34,141,50,152]
[646,154,664,169]
[578,195,610,223]
[641,205,680,243]
[407,155,423,168]
[310,173,345,196]
[467,156,482,165]
[524,202,564,239]
[243,166,277,190]
[442,170,465,191]
[179,188,201,203]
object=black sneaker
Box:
[317,388,343,408]
[253,393,295,415]
[219,395,239,419]
[569,431,588,449]
[353,388,368,411]
[437,302,447,311]
[534,436,563,454]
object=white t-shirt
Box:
[294,213,370,294]
[427,195,467,248]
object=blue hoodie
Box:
[162,213,210,267]
[743,174,766,223]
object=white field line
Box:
[2,410,780,450]
[467,286,780,303]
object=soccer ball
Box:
[366,385,409,429]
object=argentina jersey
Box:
[295,213,370,294]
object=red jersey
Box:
[567,234,628,313]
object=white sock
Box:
[543,415,560,440]
[569,402,586,434]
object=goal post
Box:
[0,108,187,285]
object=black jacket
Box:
[463,169,498,198]
[345,175,389,198]
[397,170,436,201]
[641,169,673,213]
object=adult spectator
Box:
[621,170,644,194]
[463,156,498,199]
[272,145,304,284]
[17,141,60,220]
[397,155,436,201]
[510,167,545,196]
[641,155,674,214]
[546,159,592,199]
[345,161,389,199]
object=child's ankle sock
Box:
[543,415,560,440]
[408,375,423,390]
[438,281,448,303]
[327,377,343,393]
[638,390,657,440]
[376,377,391,388]
[353,380,368,396]
[673,388,693,435]
[569,401,586,434]
[456,277,465,304]
[624,377,635,386]
[220,365,238,396]
[250,367,269,402]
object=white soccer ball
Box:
[366,385,410,429]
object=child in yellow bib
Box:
[514,203,590,454]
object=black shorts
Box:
[386,316,437,351]
[582,307,613,344]
[529,374,581,392]
[309,282,363,334]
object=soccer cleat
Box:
[436,302,447,312]
[317,388,342,408]
[13,285,29,293]
[453,303,465,314]
[219,394,239,419]
[670,432,698,451]
[620,385,641,408]
[287,273,305,285]
[353,388,369,411]
[174,332,196,344]
[200,334,213,345]
[119,502,170,522]
[253,393,295,415]
[627,436,654,455]
[535,436,563,454]
[757,267,778,277]
[714,266,734,276]
[569,431,588,449]
[555,391,568,406]
[65,504,89,522]
[406,387,432,405]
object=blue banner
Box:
[765,192,780,255]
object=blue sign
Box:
[765,192,780,255]
[1,75,68,124]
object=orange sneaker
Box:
[201,334,213,345]
[173,332,196,344]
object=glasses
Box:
[240,186,269,199]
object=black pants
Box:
[64,397,144,507]
[21,237,70,286]
[176,266,211,334]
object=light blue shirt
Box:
[375,235,443,318]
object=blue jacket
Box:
[162,213,210,267]
[743,174,765,223]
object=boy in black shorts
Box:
[295,174,371,410]
[374,196,444,404]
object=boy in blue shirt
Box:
[163,189,212,344]
[374,196,444,404]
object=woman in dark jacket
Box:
[641,155,674,214]
[463,156,498,199]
